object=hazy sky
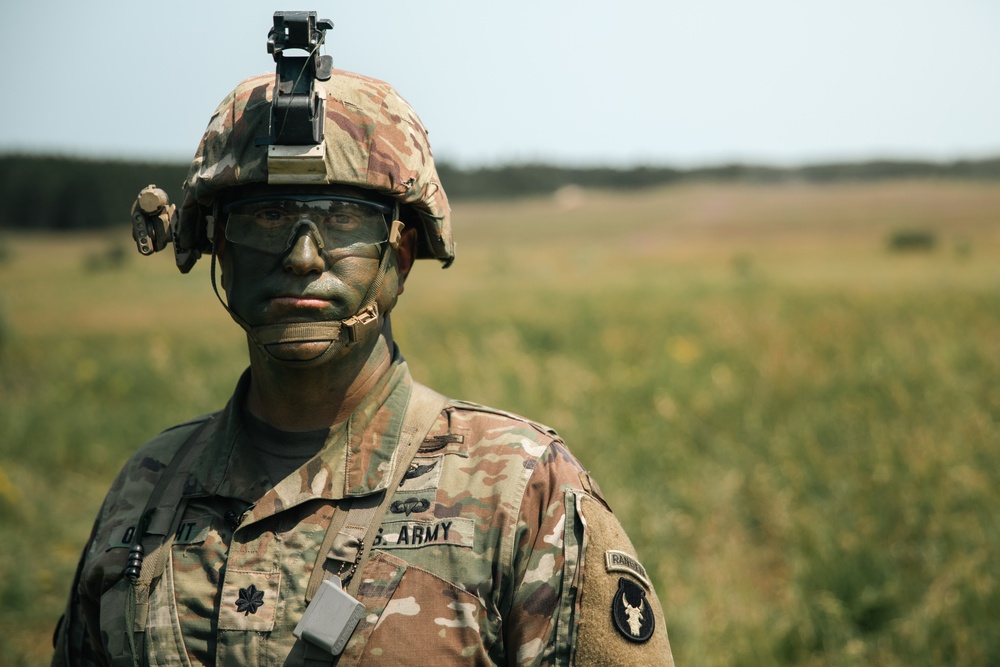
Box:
[2,0,998,167]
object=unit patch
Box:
[373,517,474,549]
[604,550,652,589]
[611,578,655,642]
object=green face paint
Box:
[217,187,400,365]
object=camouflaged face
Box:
[182,70,454,266]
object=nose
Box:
[283,229,326,274]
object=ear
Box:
[395,226,419,295]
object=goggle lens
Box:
[224,196,392,253]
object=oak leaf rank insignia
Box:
[236,584,265,616]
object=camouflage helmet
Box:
[174,69,454,271]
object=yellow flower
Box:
[668,336,700,365]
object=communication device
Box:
[293,577,366,655]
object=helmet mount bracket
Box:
[260,11,334,182]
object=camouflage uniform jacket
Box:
[53,356,674,666]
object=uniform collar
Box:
[185,348,413,520]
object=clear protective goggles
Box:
[222,195,394,254]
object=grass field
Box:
[1,180,999,665]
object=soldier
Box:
[52,12,674,667]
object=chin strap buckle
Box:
[342,303,380,346]
[388,219,405,250]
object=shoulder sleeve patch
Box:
[572,493,675,666]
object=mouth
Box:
[270,296,332,309]
[263,295,341,322]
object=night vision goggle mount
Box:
[131,12,335,266]
[261,11,334,184]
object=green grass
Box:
[2,180,999,665]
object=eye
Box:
[327,212,359,227]
[254,206,289,227]
[320,203,367,229]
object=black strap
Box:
[125,416,216,667]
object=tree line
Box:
[2,153,999,231]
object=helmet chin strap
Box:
[210,217,404,369]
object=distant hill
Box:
[436,158,1000,199]
[2,153,999,231]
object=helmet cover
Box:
[177,70,454,269]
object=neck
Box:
[244,317,397,432]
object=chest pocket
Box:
[335,551,491,667]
